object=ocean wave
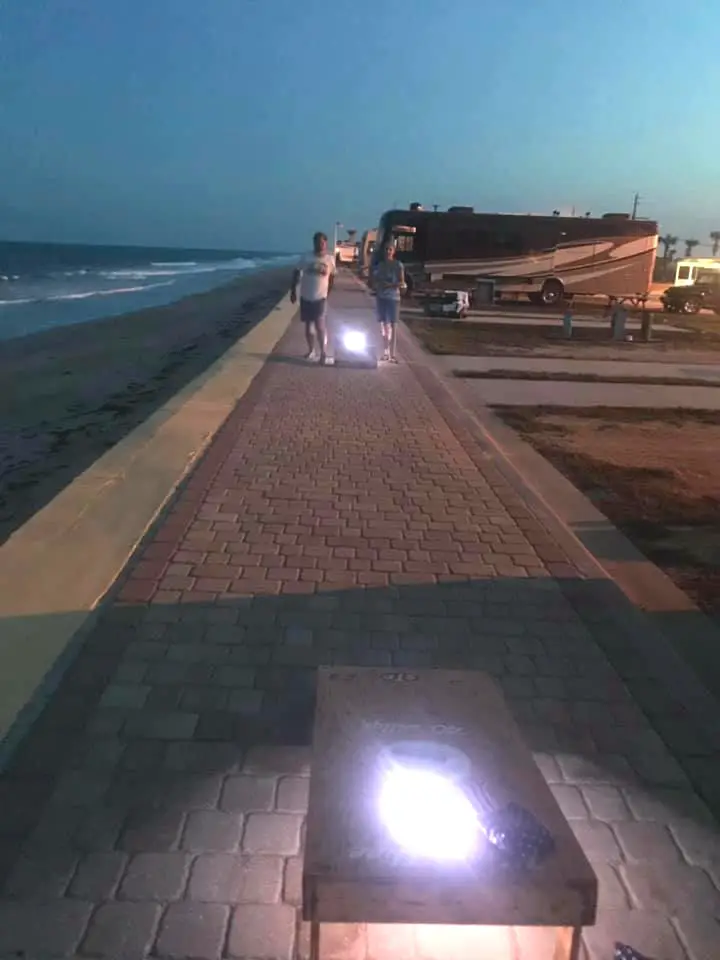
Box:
[100,256,258,281]
[0,279,175,307]
[0,297,34,306]
[151,261,198,267]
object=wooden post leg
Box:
[553,926,582,960]
[309,921,321,960]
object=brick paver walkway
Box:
[1,274,719,958]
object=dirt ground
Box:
[494,406,720,622]
[404,315,720,360]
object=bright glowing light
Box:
[342,330,367,353]
[379,766,479,861]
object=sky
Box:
[1,0,720,253]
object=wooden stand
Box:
[303,668,597,960]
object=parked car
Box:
[660,270,720,315]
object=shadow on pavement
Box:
[0,578,717,882]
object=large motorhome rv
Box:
[373,207,658,305]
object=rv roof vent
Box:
[602,212,630,219]
[409,202,423,211]
[448,206,474,214]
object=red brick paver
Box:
[0,274,718,959]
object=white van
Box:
[334,241,359,265]
[674,258,720,287]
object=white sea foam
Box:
[0,279,175,307]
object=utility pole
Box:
[631,192,641,220]
[333,221,343,253]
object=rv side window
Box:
[395,233,415,253]
[677,266,691,281]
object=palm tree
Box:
[659,234,678,259]
[684,238,700,257]
[710,231,720,257]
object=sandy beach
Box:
[0,266,292,545]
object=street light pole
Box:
[631,193,641,220]
[333,221,343,253]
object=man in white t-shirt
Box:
[290,231,336,363]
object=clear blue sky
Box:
[2,0,719,252]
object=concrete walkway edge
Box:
[0,293,297,761]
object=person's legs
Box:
[300,300,316,358]
[386,299,400,361]
[300,299,328,359]
[315,301,328,363]
[377,298,391,359]
[304,323,316,357]
[382,324,391,360]
[388,322,398,361]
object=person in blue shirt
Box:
[371,243,406,363]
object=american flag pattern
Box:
[481,801,555,868]
[614,944,653,960]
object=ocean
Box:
[0,240,295,340]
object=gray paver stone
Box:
[156,902,230,959]
[550,784,588,820]
[569,820,623,863]
[582,785,632,821]
[276,776,310,813]
[119,808,187,851]
[118,852,191,900]
[228,903,296,960]
[69,851,128,900]
[2,849,78,898]
[621,861,720,913]
[124,710,199,740]
[99,683,151,710]
[220,775,277,813]
[82,901,162,958]
[188,853,283,903]
[614,821,683,863]
[283,856,302,905]
[182,810,243,852]
[0,899,93,956]
[243,813,303,855]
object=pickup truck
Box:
[661,271,720,315]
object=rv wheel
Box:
[539,279,565,306]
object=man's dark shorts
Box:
[300,298,327,325]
